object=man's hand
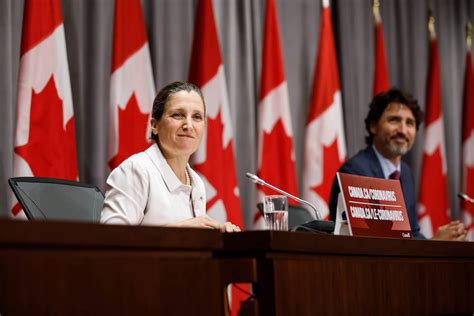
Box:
[432,220,467,241]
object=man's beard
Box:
[385,135,413,157]
[386,142,410,156]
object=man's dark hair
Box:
[364,87,424,145]
[150,81,206,142]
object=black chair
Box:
[8,177,104,222]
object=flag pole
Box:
[466,21,472,50]
[373,0,380,23]
[428,7,436,39]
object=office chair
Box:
[8,177,104,222]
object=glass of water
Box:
[263,195,288,231]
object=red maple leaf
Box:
[109,93,151,169]
[309,138,343,218]
[418,147,450,230]
[193,110,243,226]
[15,75,77,180]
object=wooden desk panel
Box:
[222,231,474,316]
[4,221,473,315]
[0,220,225,316]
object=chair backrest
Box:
[8,177,104,223]
[257,202,315,229]
[288,205,316,228]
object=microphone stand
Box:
[246,172,322,220]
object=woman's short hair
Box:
[364,87,424,145]
[150,81,206,142]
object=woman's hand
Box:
[169,215,241,232]
[221,221,241,233]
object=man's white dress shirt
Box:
[372,145,401,179]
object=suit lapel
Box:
[365,146,385,178]
[400,162,410,188]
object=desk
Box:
[3,221,473,315]
[0,220,227,315]
[222,231,474,315]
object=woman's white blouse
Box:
[101,144,206,225]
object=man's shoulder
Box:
[339,147,376,176]
[345,147,373,164]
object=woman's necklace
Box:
[184,168,191,186]
[185,168,195,216]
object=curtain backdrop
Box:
[1,0,473,228]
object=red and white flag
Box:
[417,22,451,238]
[108,0,155,169]
[302,0,346,220]
[461,40,474,241]
[188,0,246,313]
[254,0,298,228]
[189,0,243,231]
[11,0,77,218]
[373,1,390,95]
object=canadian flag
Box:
[254,0,298,228]
[108,0,155,169]
[188,0,246,313]
[189,0,243,230]
[373,1,390,95]
[417,21,451,238]
[461,43,474,241]
[302,0,346,220]
[11,0,78,218]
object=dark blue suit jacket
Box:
[328,146,424,239]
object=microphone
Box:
[245,172,322,220]
[458,192,474,204]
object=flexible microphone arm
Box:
[458,192,474,204]
[245,172,322,220]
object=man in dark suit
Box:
[329,88,466,240]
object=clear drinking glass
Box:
[263,195,288,231]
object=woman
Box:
[101,81,240,232]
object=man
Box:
[328,88,466,240]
